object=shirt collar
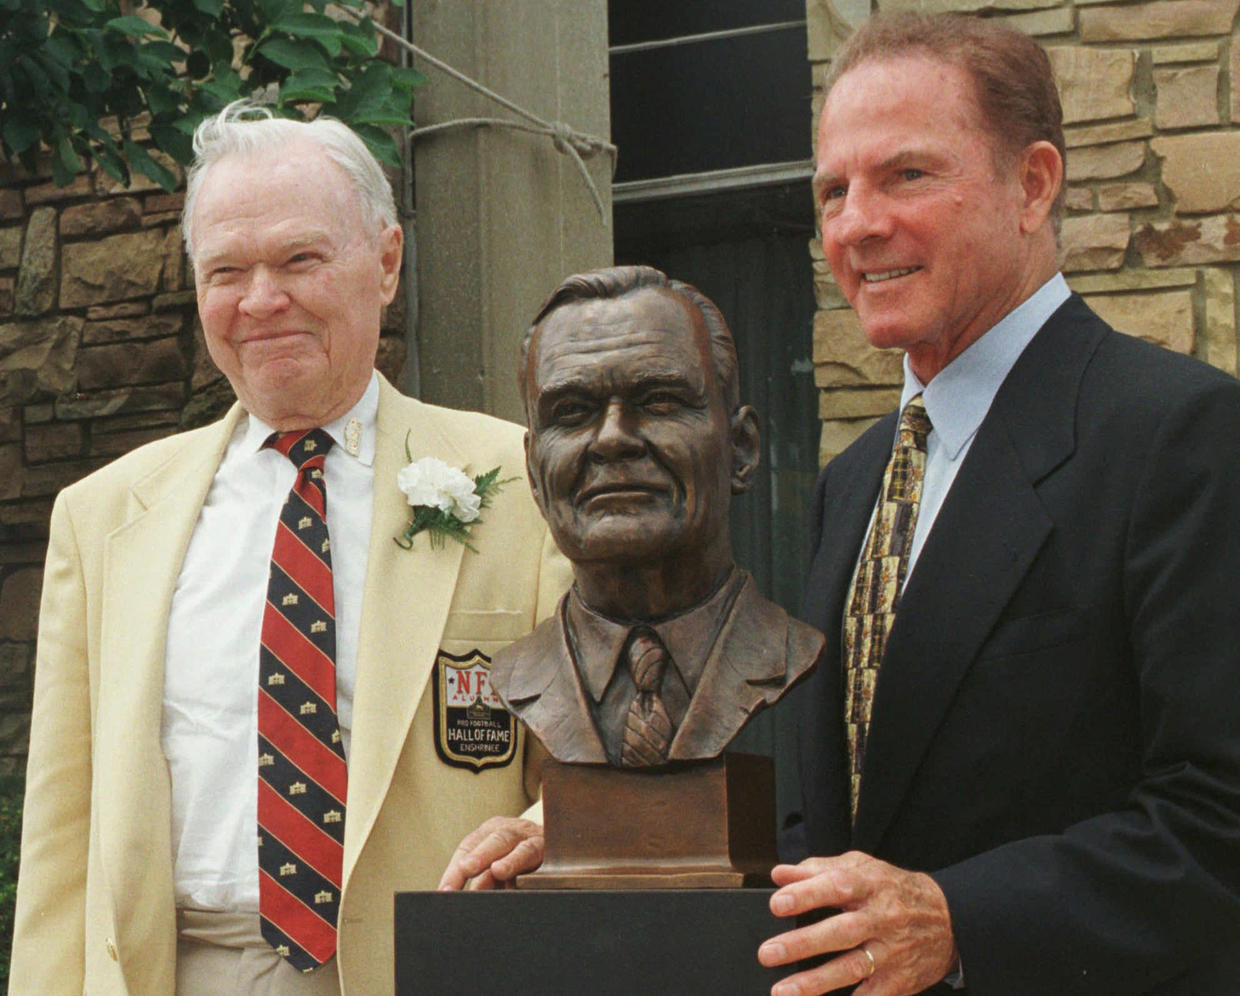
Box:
[242,371,380,467]
[566,568,744,703]
[901,274,1070,459]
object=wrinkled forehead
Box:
[529,289,714,393]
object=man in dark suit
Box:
[757,13,1240,996]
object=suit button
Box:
[106,938,118,961]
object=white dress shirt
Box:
[162,373,379,912]
[900,273,1071,583]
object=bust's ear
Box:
[730,405,760,495]
[524,430,545,512]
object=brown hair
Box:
[518,265,740,413]
[826,12,1065,226]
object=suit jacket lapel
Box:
[853,296,1106,852]
[345,377,468,877]
[97,407,243,961]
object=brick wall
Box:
[0,155,406,776]
[808,0,1240,462]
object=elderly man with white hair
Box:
[11,102,567,996]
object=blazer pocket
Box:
[979,605,1092,661]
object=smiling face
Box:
[815,55,1054,382]
[524,288,749,576]
[191,139,402,429]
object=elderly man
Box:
[759,13,1240,996]
[11,103,566,995]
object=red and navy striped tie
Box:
[258,428,346,972]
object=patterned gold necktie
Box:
[843,395,932,818]
[258,429,346,972]
[620,628,675,767]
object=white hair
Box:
[181,100,398,263]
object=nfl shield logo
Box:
[433,649,518,771]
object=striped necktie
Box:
[843,395,932,819]
[257,428,346,972]
[620,628,676,767]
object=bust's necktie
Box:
[620,627,676,767]
[257,428,346,972]
[842,395,932,819]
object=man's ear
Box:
[1017,140,1063,235]
[524,430,545,511]
[378,224,404,304]
[730,405,761,495]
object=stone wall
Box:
[0,155,406,777]
[808,0,1240,462]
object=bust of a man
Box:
[491,265,823,767]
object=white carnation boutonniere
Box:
[395,438,510,552]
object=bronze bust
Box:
[491,265,823,766]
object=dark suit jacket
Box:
[494,571,823,763]
[795,295,1240,994]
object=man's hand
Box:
[436,817,544,891]
[757,851,958,996]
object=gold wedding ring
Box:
[860,945,877,978]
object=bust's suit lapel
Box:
[853,297,1106,852]
[344,377,468,879]
[97,406,243,973]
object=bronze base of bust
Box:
[518,753,777,890]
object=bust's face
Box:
[524,288,735,568]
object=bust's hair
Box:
[181,99,398,262]
[826,12,1065,228]
[519,265,740,413]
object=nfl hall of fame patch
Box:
[432,649,518,772]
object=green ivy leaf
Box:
[105,15,171,40]
[257,37,331,73]
[192,0,225,16]
[123,139,178,191]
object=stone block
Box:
[1152,41,1222,64]
[1152,133,1240,213]
[817,387,902,420]
[76,337,188,391]
[879,0,1059,11]
[82,311,184,346]
[1061,214,1131,272]
[0,277,12,319]
[152,290,196,311]
[1133,217,1240,267]
[1066,141,1146,183]
[19,457,108,497]
[1203,267,1238,376]
[0,567,41,641]
[0,542,47,565]
[806,0,863,62]
[0,442,21,500]
[86,302,147,320]
[94,410,180,435]
[0,643,31,689]
[1064,187,1094,213]
[15,206,57,316]
[0,226,22,270]
[1001,6,1074,36]
[191,317,221,390]
[24,421,83,464]
[1069,267,1197,294]
[0,315,82,406]
[0,405,19,444]
[60,227,167,308]
[0,496,52,529]
[1097,183,1159,212]
[24,173,95,205]
[819,416,881,467]
[59,197,142,237]
[53,382,185,420]
[162,225,185,291]
[0,190,23,220]
[91,424,176,459]
[1047,46,1136,124]
[812,308,904,388]
[1233,43,1240,124]
[145,192,185,214]
[180,378,235,429]
[1082,289,1194,354]
[1154,65,1220,130]
[1065,120,1154,149]
[1080,0,1240,42]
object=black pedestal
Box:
[395,888,787,994]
